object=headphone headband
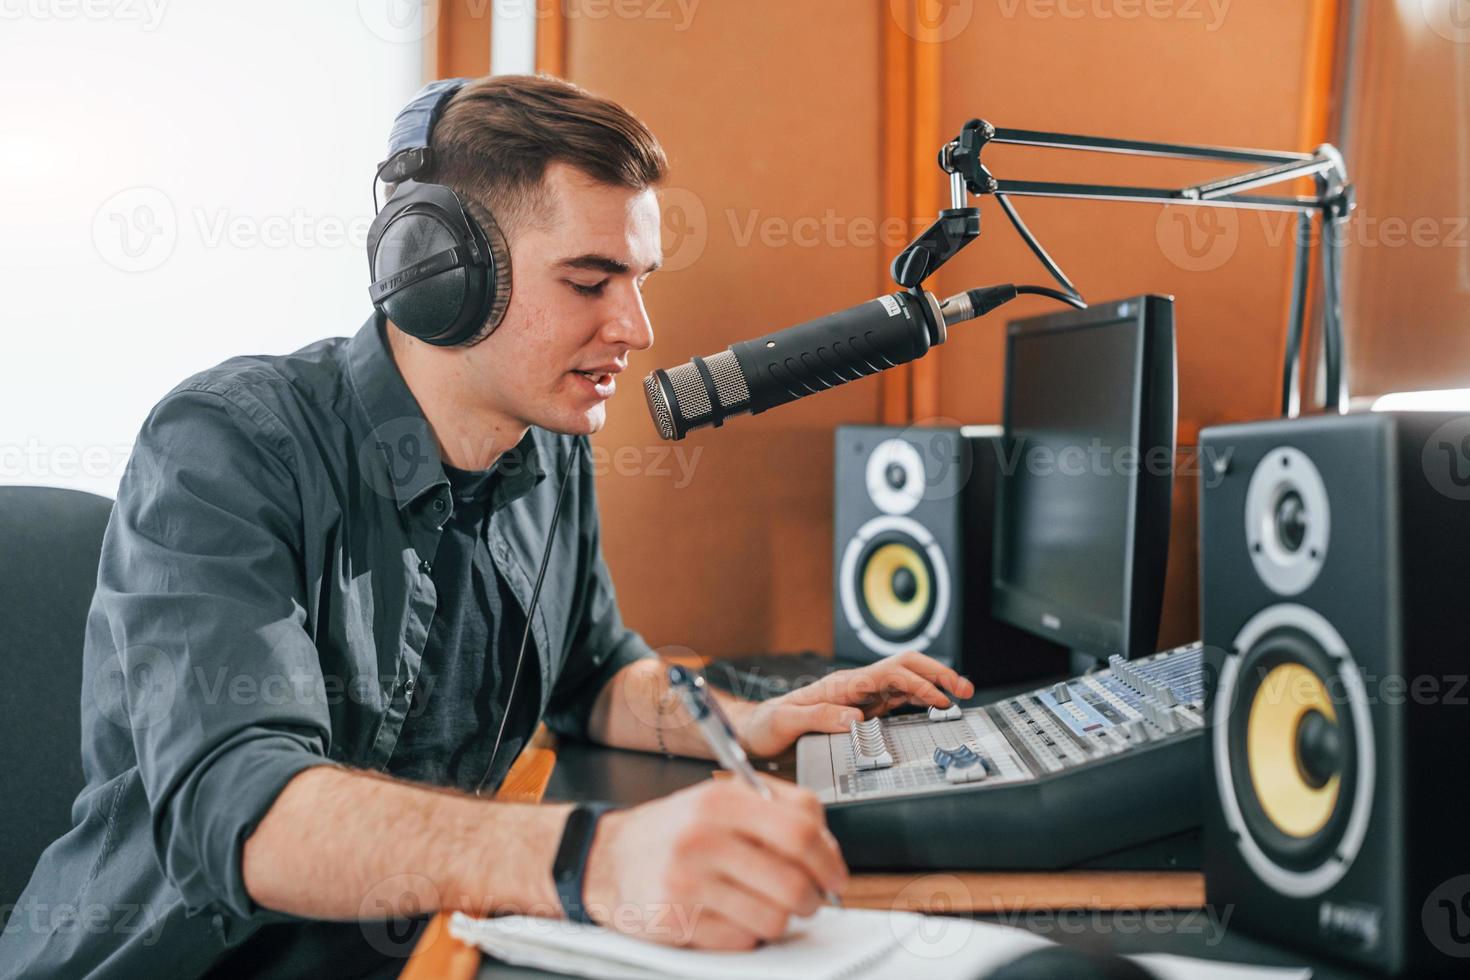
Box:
[367,77,511,347]
[375,77,471,184]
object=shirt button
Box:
[419,559,432,574]
[403,678,415,696]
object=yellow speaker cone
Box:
[1246,662,1341,839]
[861,542,931,634]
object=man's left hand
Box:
[736,651,975,759]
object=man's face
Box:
[461,162,661,437]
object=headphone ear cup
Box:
[366,181,499,347]
[459,198,513,345]
[370,209,478,342]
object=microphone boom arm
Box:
[890,118,1354,416]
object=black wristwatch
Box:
[551,802,617,924]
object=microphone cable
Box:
[474,437,584,798]
[1016,284,1087,310]
[993,190,1088,311]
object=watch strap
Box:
[552,802,617,924]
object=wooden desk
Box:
[400,732,1206,980]
[399,729,559,980]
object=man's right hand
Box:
[579,776,848,950]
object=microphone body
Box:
[644,289,945,441]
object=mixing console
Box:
[797,643,1209,869]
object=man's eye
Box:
[568,279,608,297]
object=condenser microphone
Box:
[641,285,1031,440]
[644,289,955,441]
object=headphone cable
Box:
[474,438,582,798]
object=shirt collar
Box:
[487,431,548,513]
[346,313,547,514]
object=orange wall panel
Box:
[566,0,888,657]
[564,1,1337,657]
[427,0,493,78]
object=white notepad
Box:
[449,907,1070,980]
[447,908,1313,980]
[449,907,938,980]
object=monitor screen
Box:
[992,297,1175,659]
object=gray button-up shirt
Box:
[0,316,652,978]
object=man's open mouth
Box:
[571,370,619,398]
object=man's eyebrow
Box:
[557,253,661,275]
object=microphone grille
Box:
[667,361,713,419]
[705,350,751,408]
[644,373,676,440]
[644,350,753,441]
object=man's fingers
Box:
[791,659,972,710]
[818,701,866,730]
[871,666,950,710]
[703,782,847,897]
[689,834,824,922]
[781,653,972,714]
[896,650,974,700]
[788,669,897,709]
[677,909,762,951]
[782,668,857,706]
[693,874,798,942]
[770,702,863,744]
[735,807,847,897]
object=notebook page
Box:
[448,907,918,980]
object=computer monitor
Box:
[991,295,1176,661]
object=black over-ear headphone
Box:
[367,78,513,347]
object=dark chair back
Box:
[0,485,113,909]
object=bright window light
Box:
[1372,389,1470,412]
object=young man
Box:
[0,75,972,978]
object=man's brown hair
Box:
[425,74,668,235]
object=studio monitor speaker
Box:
[1200,411,1470,976]
[833,425,1067,685]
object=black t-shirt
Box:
[385,461,542,794]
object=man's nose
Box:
[603,285,655,352]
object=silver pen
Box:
[666,664,843,907]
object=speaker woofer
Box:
[1212,604,1376,898]
[838,514,952,658]
[857,535,937,642]
[1238,649,1350,851]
